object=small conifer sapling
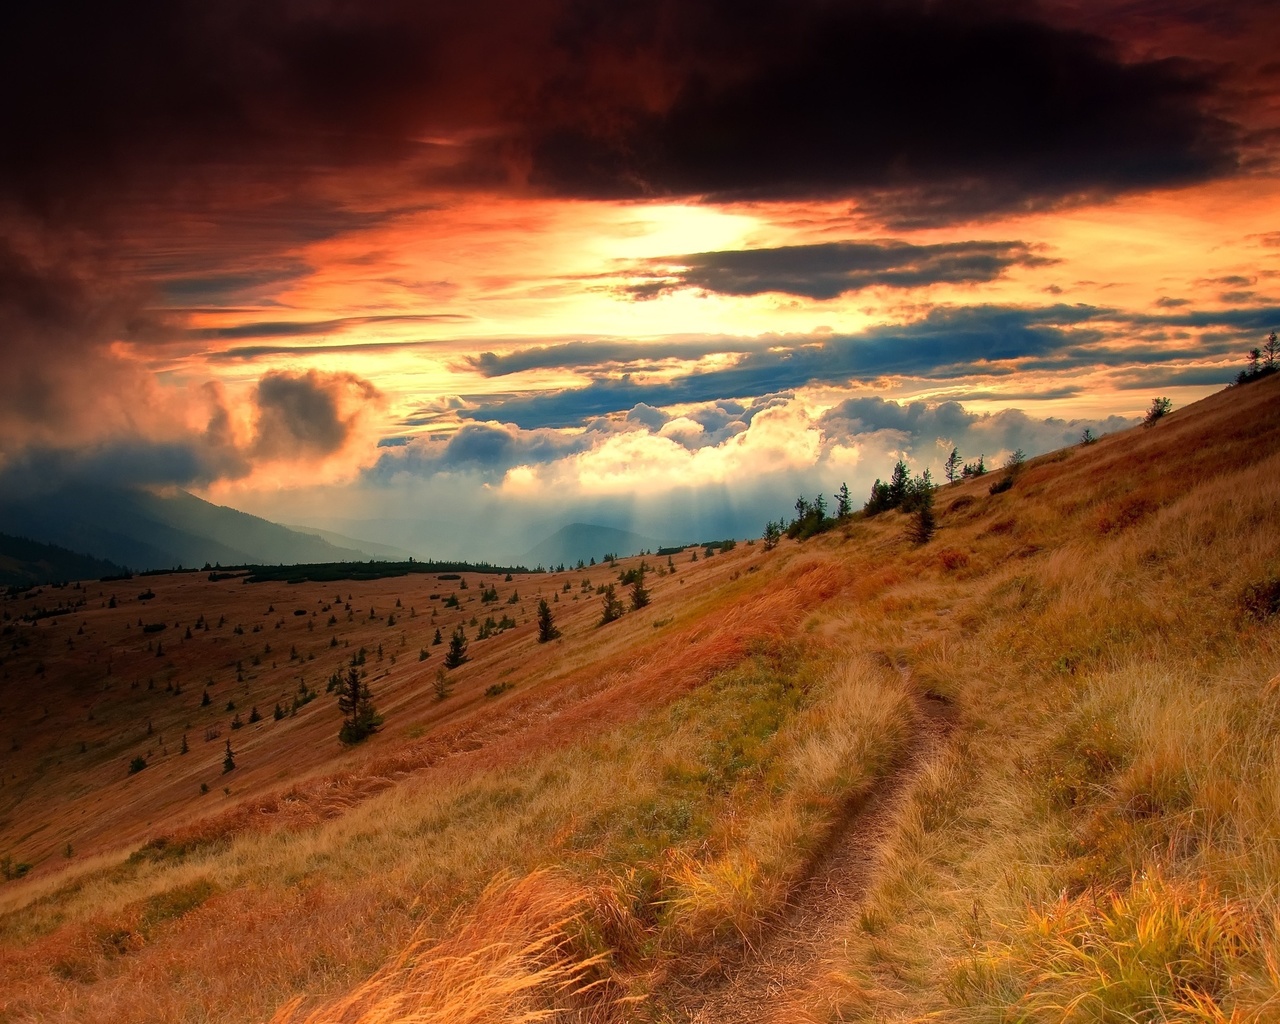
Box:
[536,598,561,642]
[336,666,383,744]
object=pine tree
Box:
[835,482,852,518]
[629,566,650,610]
[536,598,561,642]
[908,472,936,545]
[432,627,443,645]
[180,733,189,754]
[888,460,910,508]
[222,739,235,773]
[433,666,452,701]
[763,520,782,550]
[444,626,469,669]
[336,666,382,744]
[864,479,892,515]
[944,446,962,484]
[599,584,625,625]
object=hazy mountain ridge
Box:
[280,524,418,562]
[518,522,666,568]
[0,485,381,571]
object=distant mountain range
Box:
[281,524,418,562]
[0,485,389,573]
[519,522,664,568]
[0,487,677,583]
[0,532,128,588]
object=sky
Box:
[2,0,1278,560]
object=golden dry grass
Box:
[268,870,621,1024]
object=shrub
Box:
[989,475,1014,495]
[128,756,147,775]
[1143,396,1173,426]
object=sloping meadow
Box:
[0,551,917,1022]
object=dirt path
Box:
[665,671,955,1024]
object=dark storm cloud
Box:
[1126,306,1280,330]
[518,2,1241,223]
[466,337,767,377]
[461,305,1100,427]
[366,422,597,483]
[939,387,1083,402]
[0,439,250,497]
[624,240,1052,300]
[2,1,1247,230]
[820,397,978,440]
[2,3,476,216]
[253,370,380,460]
[1110,366,1237,389]
[467,303,1103,389]
[0,233,177,447]
[157,265,313,306]
[456,300,1276,428]
[195,314,467,343]
[818,396,1135,463]
[0,367,383,495]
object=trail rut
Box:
[666,670,954,1024]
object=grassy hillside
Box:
[0,376,1277,1023]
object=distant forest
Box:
[0,532,128,589]
[223,559,532,585]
